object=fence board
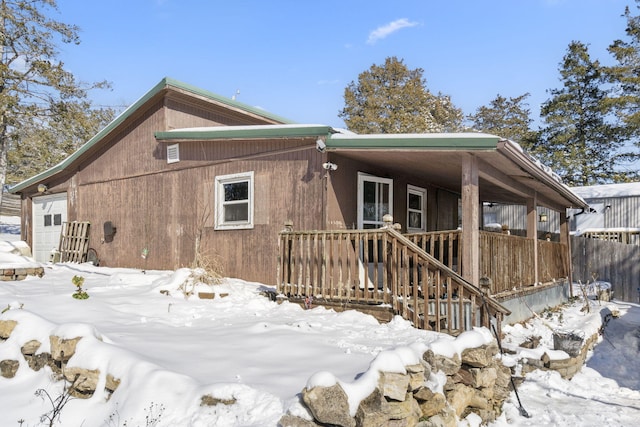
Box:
[571,236,640,303]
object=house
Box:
[569,182,640,244]
[10,78,589,333]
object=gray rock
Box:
[380,371,410,401]
[0,359,19,378]
[302,383,355,427]
[0,319,17,339]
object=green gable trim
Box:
[155,124,334,141]
[10,77,295,193]
[326,133,502,150]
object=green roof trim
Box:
[155,124,334,141]
[10,77,295,193]
[326,133,502,150]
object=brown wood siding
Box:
[73,140,325,284]
[165,96,276,128]
[327,154,459,232]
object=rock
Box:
[50,335,82,363]
[302,383,354,427]
[423,350,461,375]
[201,394,237,406]
[0,359,19,378]
[105,374,121,396]
[418,407,457,427]
[451,368,474,386]
[64,367,100,398]
[278,413,321,427]
[414,388,447,417]
[461,342,498,368]
[446,383,489,417]
[21,339,41,355]
[406,363,429,391]
[26,352,53,372]
[470,367,497,388]
[355,387,422,427]
[0,319,17,339]
[519,336,541,349]
[380,371,410,401]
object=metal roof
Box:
[155,124,334,141]
[326,132,502,150]
[9,79,588,212]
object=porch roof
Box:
[326,132,588,211]
[155,126,587,211]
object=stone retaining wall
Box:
[520,331,599,380]
[0,318,119,399]
[0,267,45,281]
[280,341,512,427]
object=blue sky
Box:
[53,0,631,129]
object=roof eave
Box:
[10,78,297,194]
[155,124,334,142]
[325,132,502,150]
[497,140,589,209]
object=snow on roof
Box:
[570,182,640,199]
[163,124,332,133]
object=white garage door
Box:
[33,193,67,262]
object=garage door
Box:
[33,193,67,262]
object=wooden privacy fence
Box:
[572,235,640,303]
[277,226,510,335]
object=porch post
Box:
[559,211,573,297]
[461,154,479,286]
[526,194,539,286]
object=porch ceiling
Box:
[329,143,587,211]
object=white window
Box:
[167,143,180,164]
[407,185,427,232]
[215,171,254,230]
[357,173,393,229]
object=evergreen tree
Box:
[0,0,111,197]
[7,100,116,183]
[534,41,633,186]
[339,56,463,134]
[467,93,536,146]
[608,0,640,159]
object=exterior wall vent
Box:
[167,143,179,164]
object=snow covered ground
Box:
[0,216,639,426]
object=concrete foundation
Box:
[497,281,571,325]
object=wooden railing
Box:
[407,230,568,294]
[538,238,569,284]
[277,227,510,335]
[580,230,640,245]
[406,230,461,272]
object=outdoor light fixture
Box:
[539,213,548,222]
[322,162,338,171]
[316,138,326,153]
[37,184,48,193]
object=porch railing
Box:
[277,226,510,335]
[407,230,568,294]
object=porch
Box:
[276,224,566,335]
